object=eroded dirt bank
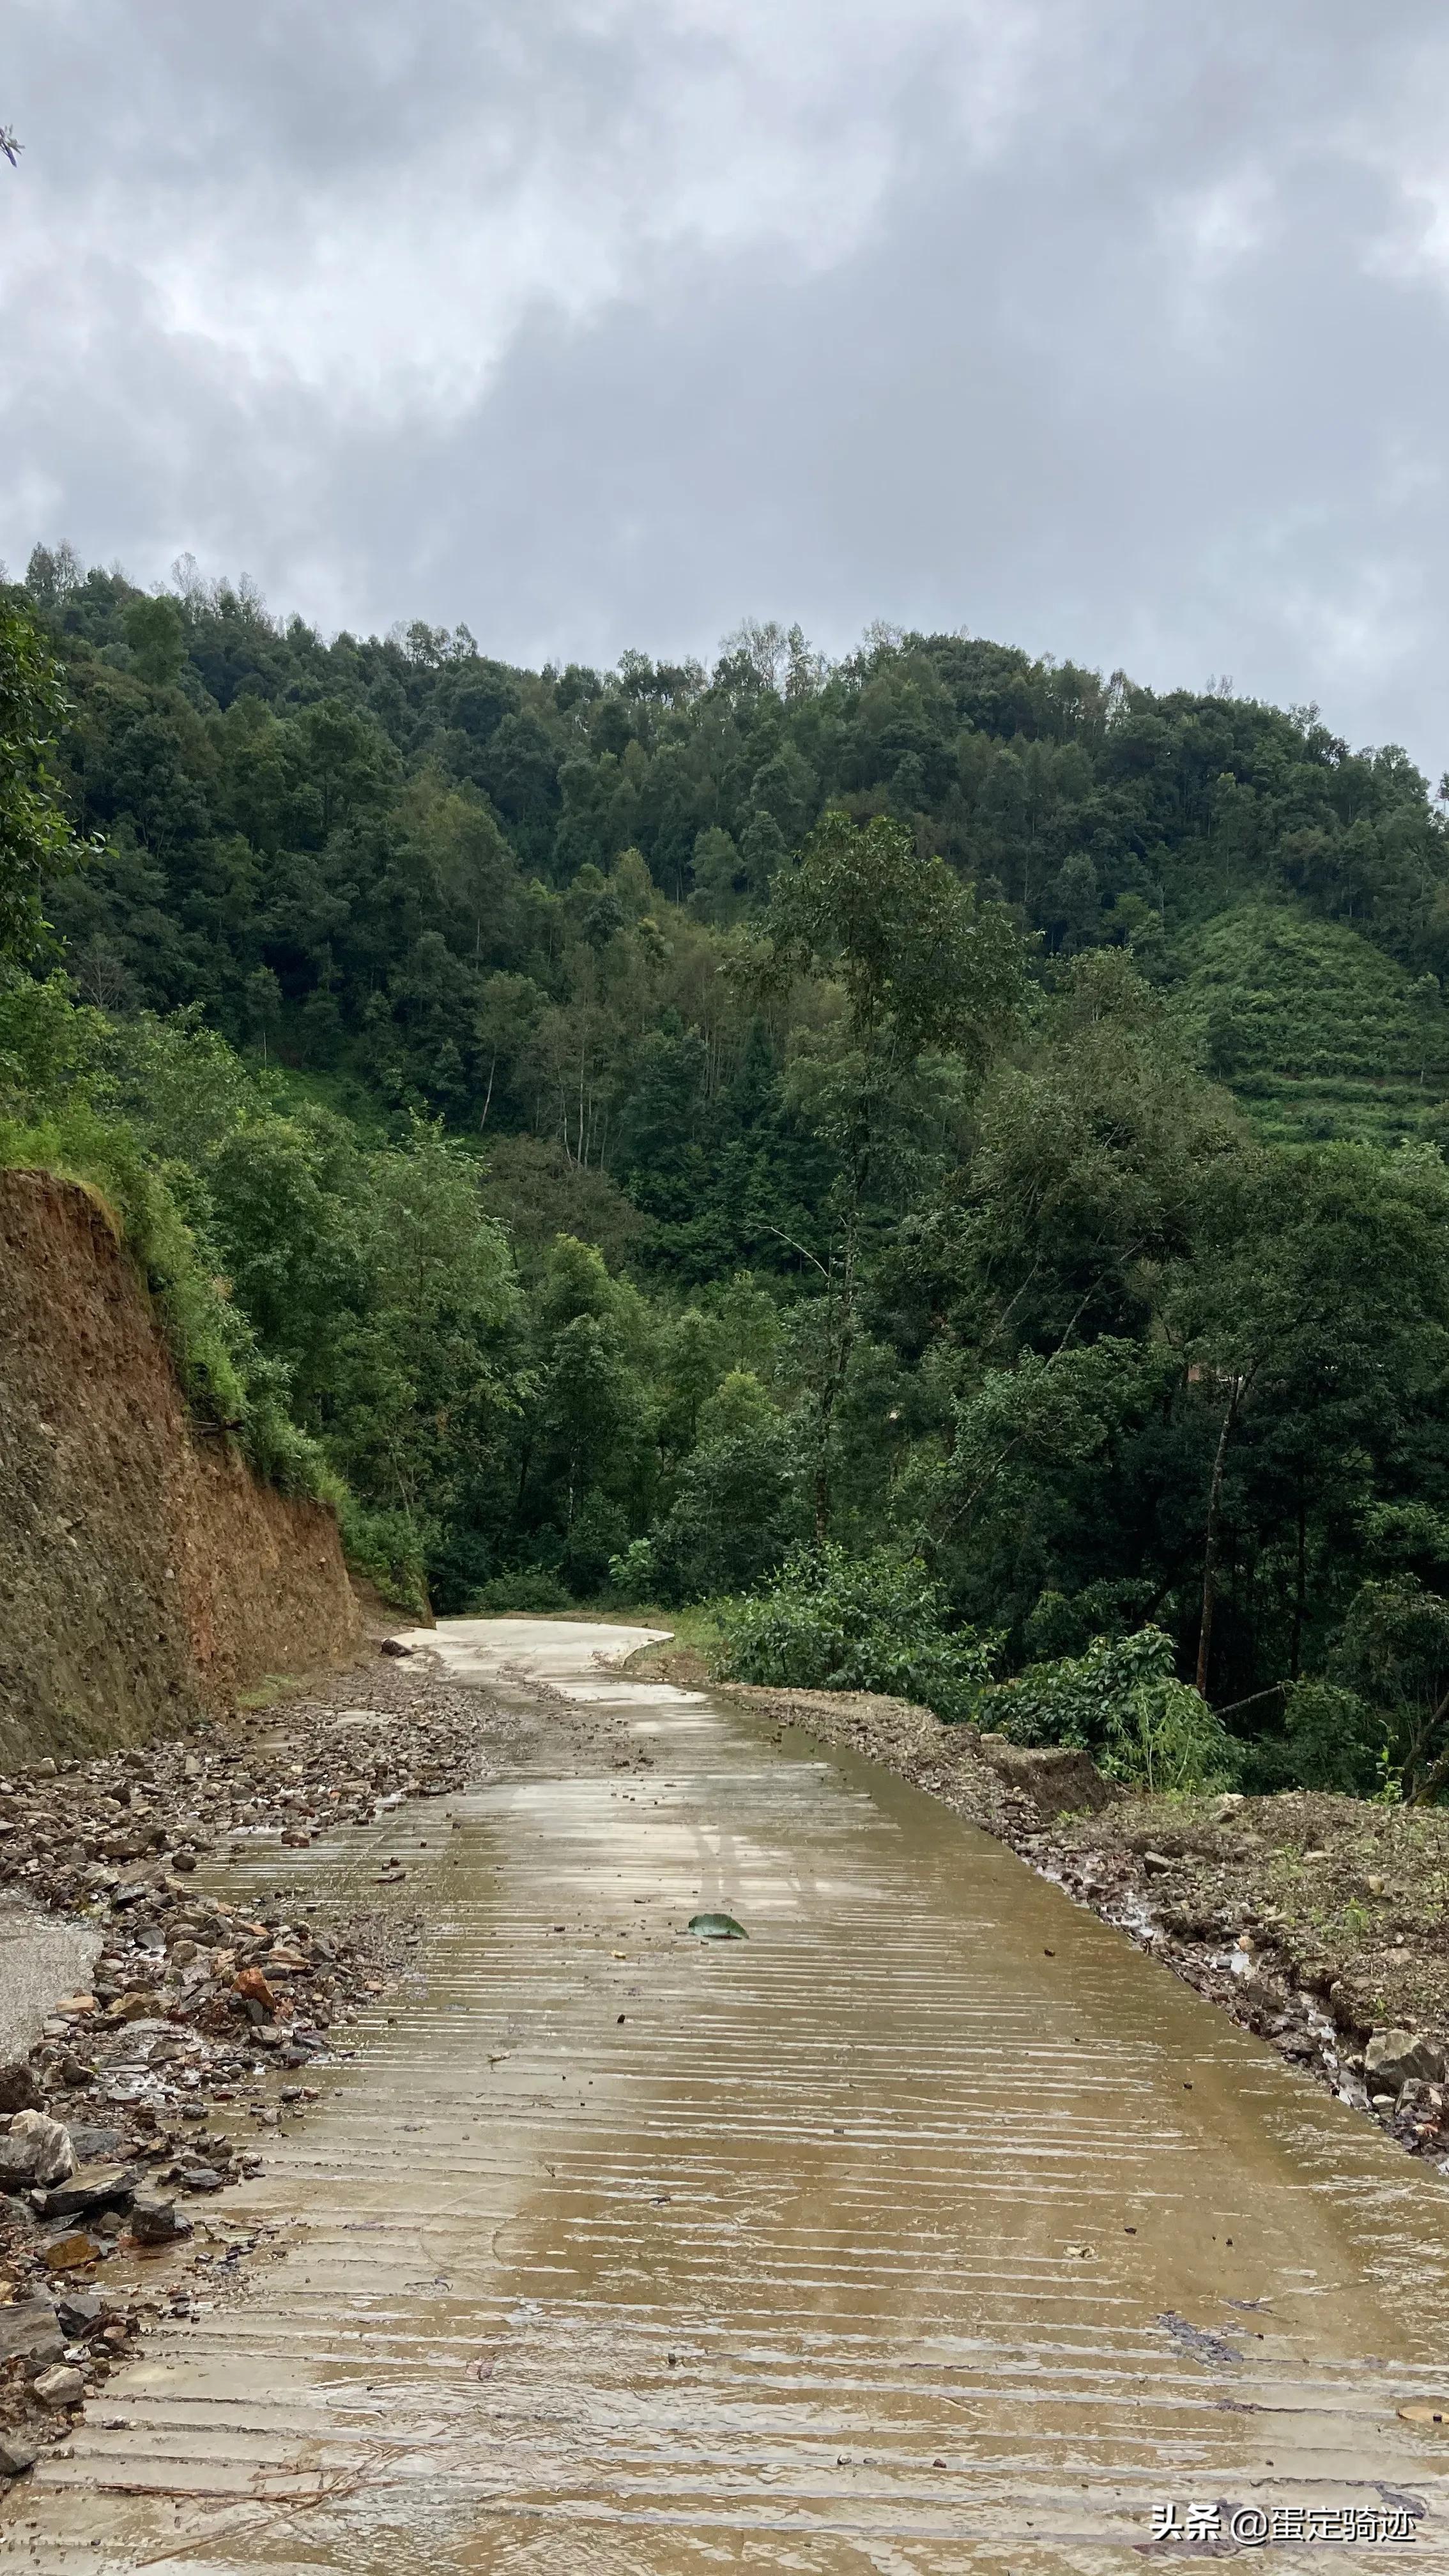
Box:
[6,1621,1449,2567]
[0,1169,358,1768]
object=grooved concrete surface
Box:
[7,1619,1449,2572]
[0,1897,98,2064]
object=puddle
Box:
[6,1619,1449,2568]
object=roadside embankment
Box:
[625,1638,1449,2175]
[0,1169,360,1767]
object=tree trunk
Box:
[1195,1380,1241,1699]
[1290,1492,1307,1682]
[812,1235,859,1544]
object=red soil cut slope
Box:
[0,1169,360,1765]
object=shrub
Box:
[1103,1670,1239,1794]
[473,1570,572,1613]
[336,1500,431,1618]
[985,1625,1238,1793]
[717,1543,998,1723]
[607,1538,657,1599]
[1280,1678,1381,1795]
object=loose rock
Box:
[32,2365,84,2410]
[0,2063,43,2116]
[53,2290,107,2336]
[41,2162,135,2219]
[976,1739,1117,1819]
[128,2193,190,2246]
[1365,2029,1446,2092]
[0,2301,65,2367]
[42,2230,103,2271]
[0,1634,512,2470]
[0,2112,75,2191]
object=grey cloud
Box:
[5,0,1449,769]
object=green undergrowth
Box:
[2,1087,429,1607]
[714,1545,997,1724]
[1,1098,431,1613]
[0,1091,329,1501]
[334,1501,431,1617]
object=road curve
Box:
[7,1617,1449,2571]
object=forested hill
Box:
[9,548,1449,1806]
[22,544,1449,1197]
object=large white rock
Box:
[2,2108,76,2188]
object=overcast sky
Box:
[5,2,1449,770]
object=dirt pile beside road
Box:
[1046,1789,1449,2147]
[0,1169,359,1768]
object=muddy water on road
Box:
[9,1618,1449,2572]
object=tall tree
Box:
[0,600,88,970]
[763,809,1025,1533]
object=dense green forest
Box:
[8,542,1449,1797]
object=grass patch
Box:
[596,1600,727,1687]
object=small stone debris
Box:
[41,2162,136,2220]
[0,2301,65,2368]
[0,1636,502,2478]
[0,2430,39,2478]
[1158,2310,1241,2368]
[31,2365,84,2410]
[976,1738,1118,1818]
[52,2291,106,2337]
[233,1965,278,2013]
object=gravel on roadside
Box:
[0,1632,513,2483]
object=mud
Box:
[6,1621,1449,2569]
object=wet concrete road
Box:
[0,1896,98,2066]
[9,1618,1449,2570]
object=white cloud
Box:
[5,0,1061,424]
[5,0,1449,769]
